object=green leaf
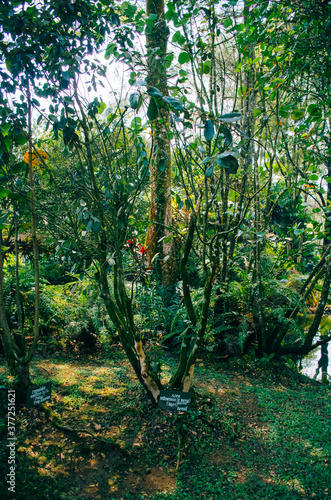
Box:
[253,108,262,118]
[172,31,181,43]
[105,43,117,60]
[218,112,242,123]
[147,87,163,98]
[307,104,321,117]
[215,155,239,174]
[0,187,11,199]
[162,96,184,113]
[279,107,289,118]
[291,109,304,121]
[223,18,233,28]
[14,133,28,146]
[129,92,140,110]
[178,52,190,64]
[309,174,319,181]
[204,120,214,142]
[147,98,158,121]
[159,158,166,171]
[205,165,214,178]
[223,127,232,146]
[97,102,107,114]
[203,61,211,74]
[131,117,142,129]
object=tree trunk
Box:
[324,157,331,247]
[145,0,176,286]
[15,360,31,405]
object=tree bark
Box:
[145,0,176,286]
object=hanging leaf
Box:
[163,149,170,161]
[205,165,214,178]
[147,98,158,121]
[222,127,232,146]
[204,120,214,142]
[129,92,140,110]
[110,13,120,26]
[215,155,239,174]
[86,219,93,232]
[147,87,163,98]
[159,158,166,171]
[218,112,242,123]
[162,96,184,113]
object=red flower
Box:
[139,245,146,254]
[127,238,136,247]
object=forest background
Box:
[0,1,331,499]
[0,0,331,403]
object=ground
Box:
[0,346,330,500]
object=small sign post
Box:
[158,390,191,415]
[26,382,52,410]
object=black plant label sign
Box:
[26,382,52,408]
[158,390,191,412]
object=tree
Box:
[144,0,177,286]
[2,0,331,406]
[0,0,120,400]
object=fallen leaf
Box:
[94,423,101,431]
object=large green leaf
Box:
[162,96,184,113]
[178,52,190,64]
[0,187,11,199]
[205,164,214,177]
[159,158,166,171]
[129,92,140,110]
[14,133,28,146]
[147,87,163,99]
[215,155,239,174]
[223,127,233,146]
[97,102,107,114]
[204,120,214,142]
[218,112,242,123]
[147,98,158,121]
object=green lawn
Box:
[0,349,330,499]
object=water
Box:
[299,316,331,383]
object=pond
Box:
[299,315,331,383]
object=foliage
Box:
[1,0,331,404]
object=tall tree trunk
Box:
[145,0,176,286]
[324,156,331,247]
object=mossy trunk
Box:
[14,361,31,405]
[145,0,176,286]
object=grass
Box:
[0,347,330,500]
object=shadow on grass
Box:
[0,353,329,499]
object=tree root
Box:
[40,403,131,457]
